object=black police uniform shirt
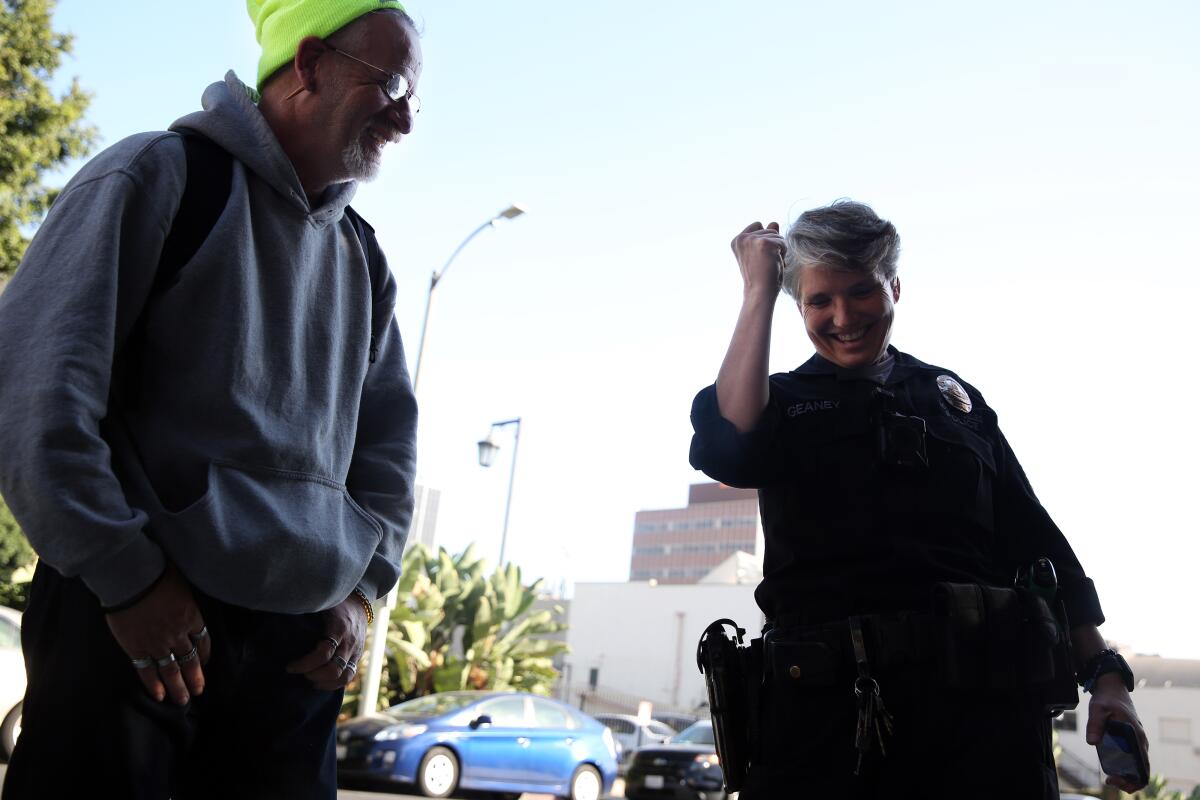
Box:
[689,346,1104,629]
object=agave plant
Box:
[344,543,569,714]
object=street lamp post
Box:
[356,204,526,718]
[411,204,525,393]
[477,417,521,567]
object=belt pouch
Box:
[977,585,1023,690]
[764,634,839,690]
[932,582,987,689]
[755,630,841,768]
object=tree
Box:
[0,495,34,609]
[1,0,97,278]
[342,544,569,716]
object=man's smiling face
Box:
[796,265,900,368]
[319,12,422,183]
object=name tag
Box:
[787,399,840,417]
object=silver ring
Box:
[188,626,209,643]
[346,661,358,673]
[177,646,199,664]
[323,636,340,651]
[332,655,349,670]
[155,653,176,668]
[131,657,155,670]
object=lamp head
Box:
[477,434,500,468]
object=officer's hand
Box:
[1086,673,1150,793]
[105,563,211,705]
[731,221,786,299]
[286,596,368,691]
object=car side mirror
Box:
[469,714,493,730]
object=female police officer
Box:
[689,200,1147,798]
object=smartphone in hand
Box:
[1097,719,1149,789]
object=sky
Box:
[45,1,1200,657]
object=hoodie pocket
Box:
[153,460,382,613]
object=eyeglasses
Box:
[328,46,421,113]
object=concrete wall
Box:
[564,581,763,712]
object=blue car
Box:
[336,690,618,799]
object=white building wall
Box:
[565,581,763,712]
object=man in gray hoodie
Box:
[0,2,420,796]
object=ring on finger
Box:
[188,626,209,643]
[177,646,199,664]
[323,636,340,652]
[346,661,358,673]
[156,653,176,668]
[332,655,348,671]
[131,657,155,670]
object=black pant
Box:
[739,623,1060,799]
[3,563,344,799]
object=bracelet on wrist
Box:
[351,587,375,625]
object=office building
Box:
[628,482,761,584]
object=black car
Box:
[624,719,727,800]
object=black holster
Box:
[696,619,760,793]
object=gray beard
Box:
[341,136,382,183]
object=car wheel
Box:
[1,702,21,761]
[416,745,459,798]
[567,764,602,800]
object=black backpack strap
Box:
[343,205,387,365]
[112,134,232,411]
[157,133,233,292]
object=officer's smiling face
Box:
[796,265,900,368]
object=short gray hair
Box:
[781,199,900,299]
[327,8,418,51]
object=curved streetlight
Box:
[410,203,526,393]
[477,417,521,567]
[357,204,526,718]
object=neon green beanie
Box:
[247,0,408,90]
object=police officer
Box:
[689,200,1147,798]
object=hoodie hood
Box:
[169,70,356,223]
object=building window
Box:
[1052,711,1077,732]
[1160,718,1192,744]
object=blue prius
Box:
[336,690,618,799]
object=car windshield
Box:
[385,692,485,719]
[647,721,675,737]
[672,722,715,745]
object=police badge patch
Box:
[936,375,972,413]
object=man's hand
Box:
[731,221,786,299]
[105,563,211,705]
[1086,673,1150,793]
[286,595,369,691]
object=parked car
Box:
[0,606,24,761]
[336,690,617,799]
[624,719,726,800]
[593,713,676,767]
[653,712,700,734]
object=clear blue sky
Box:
[50,1,1200,656]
